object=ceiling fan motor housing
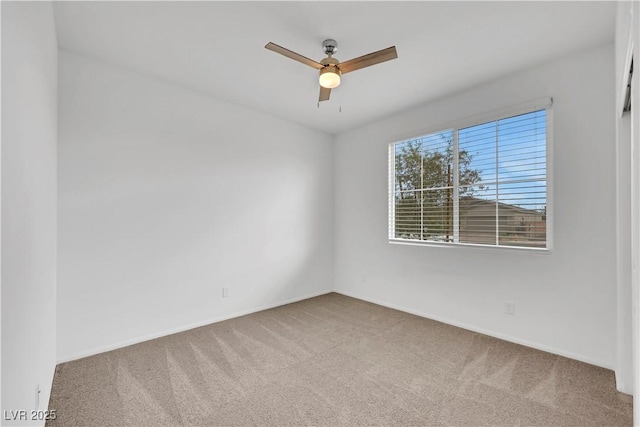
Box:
[320,57,339,67]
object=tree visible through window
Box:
[390,109,547,249]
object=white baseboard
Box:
[56,289,333,364]
[335,289,614,371]
[615,375,633,395]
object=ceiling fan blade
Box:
[265,42,323,70]
[338,46,398,74]
[319,86,331,102]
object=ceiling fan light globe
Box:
[319,67,341,89]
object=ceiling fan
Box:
[265,39,398,103]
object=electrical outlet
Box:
[504,301,515,315]
[222,287,229,298]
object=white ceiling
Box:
[53,1,616,135]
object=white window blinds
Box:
[390,108,548,249]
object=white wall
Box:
[334,44,616,368]
[1,2,58,425]
[57,51,334,362]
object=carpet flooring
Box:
[47,293,633,426]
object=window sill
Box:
[388,238,551,254]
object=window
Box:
[389,104,549,250]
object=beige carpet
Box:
[47,293,632,426]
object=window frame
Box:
[388,97,554,253]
